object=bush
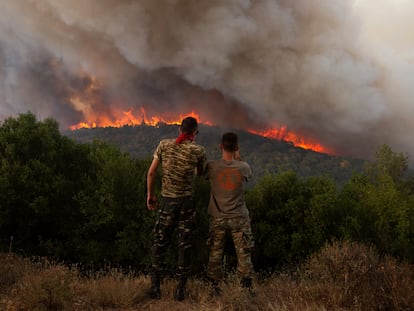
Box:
[304,240,414,310]
[0,253,33,295]
[14,260,76,310]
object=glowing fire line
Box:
[69,108,212,130]
[247,127,332,154]
[70,108,332,154]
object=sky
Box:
[0,0,413,161]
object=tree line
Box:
[1,112,414,274]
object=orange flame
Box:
[69,108,213,130]
[70,108,333,154]
[66,71,333,154]
[248,127,334,154]
[67,77,331,154]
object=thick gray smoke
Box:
[0,0,413,160]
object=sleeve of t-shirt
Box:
[153,141,163,160]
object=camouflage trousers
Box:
[150,196,196,279]
[207,216,255,281]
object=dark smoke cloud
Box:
[0,0,413,161]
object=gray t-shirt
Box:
[205,159,252,218]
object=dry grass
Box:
[1,241,414,311]
[304,241,414,310]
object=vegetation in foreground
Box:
[2,113,414,310]
[1,241,414,311]
[2,112,414,273]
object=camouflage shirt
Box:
[154,138,206,198]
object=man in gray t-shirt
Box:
[204,132,255,294]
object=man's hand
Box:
[147,196,158,210]
[234,150,242,161]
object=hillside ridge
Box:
[65,123,366,186]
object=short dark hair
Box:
[180,117,198,134]
[221,132,238,151]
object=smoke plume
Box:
[0,0,413,160]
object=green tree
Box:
[72,141,155,268]
[366,144,408,183]
[0,112,92,256]
[291,176,337,258]
[337,145,414,261]
[246,171,338,269]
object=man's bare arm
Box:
[147,158,160,210]
[234,150,243,161]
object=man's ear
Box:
[235,145,239,151]
[219,143,223,150]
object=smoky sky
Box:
[0,0,413,161]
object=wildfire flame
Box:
[70,107,333,154]
[247,127,333,154]
[67,74,213,130]
[69,108,212,130]
[68,74,332,154]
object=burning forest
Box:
[69,106,333,154]
[0,1,413,162]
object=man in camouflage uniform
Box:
[146,116,206,301]
[204,132,255,294]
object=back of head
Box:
[180,117,198,134]
[221,132,238,152]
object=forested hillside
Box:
[66,123,366,186]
